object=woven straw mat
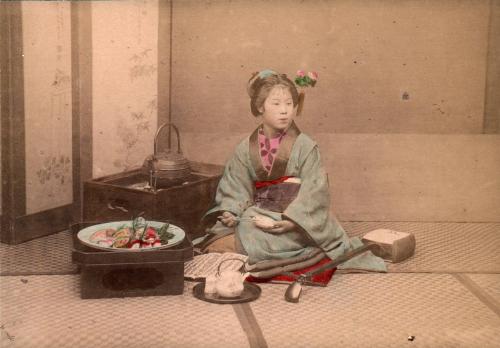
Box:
[1,222,499,275]
[249,273,500,348]
[0,276,249,348]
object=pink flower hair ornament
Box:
[308,71,318,80]
[295,70,318,87]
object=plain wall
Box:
[171,0,489,134]
[484,0,500,133]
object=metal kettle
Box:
[142,123,191,186]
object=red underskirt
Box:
[246,257,336,286]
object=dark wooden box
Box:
[72,222,194,299]
[83,162,223,240]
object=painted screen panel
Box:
[22,1,73,214]
[92,0,158,177]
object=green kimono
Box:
[204,122,386,272]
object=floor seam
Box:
[233,303,269,348]
[453,273,500,318]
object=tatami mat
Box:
[1,222,499,275]
[1,273,499,348]
[343,222,500,273]
[2,223,498,347]
[249,273,500,348]
[0,276,249,348]
[0,230,76,275]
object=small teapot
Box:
[214,259,249,298]
[142,123,191,186]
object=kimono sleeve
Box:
[203,145,254,225]
[283,146,347,253]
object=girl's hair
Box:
[247,72,299,117]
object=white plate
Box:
[77,220,185,252]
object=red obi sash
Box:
[254,176,294,189]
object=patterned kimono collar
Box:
[250,121,301,181]
[257,127,286,173]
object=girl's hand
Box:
[218,211,238,227]
[261,220,296,234]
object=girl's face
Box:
[259,85,295,135]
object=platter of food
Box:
[77,217,185,252]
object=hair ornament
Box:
[258,69,277,79]
[247,69,278,97]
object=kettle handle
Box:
[216,258,246,276]
[154,123,182,156]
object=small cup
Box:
[204,275,218,295]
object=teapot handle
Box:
[154,123,182,156]
[216,258,246,276]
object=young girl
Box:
[201,69,385,277]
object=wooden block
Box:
[362,229,416,263]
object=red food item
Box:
[129,240,141,249]
[141,241,153,248]
[143,227,158,240]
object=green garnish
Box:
[132,216,146,232]
[115,224,127,231]
[140,223,149,241]
[157,223,175,244]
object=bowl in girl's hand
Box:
[252,215,276,230]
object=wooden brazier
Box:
[83,162,223,240]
